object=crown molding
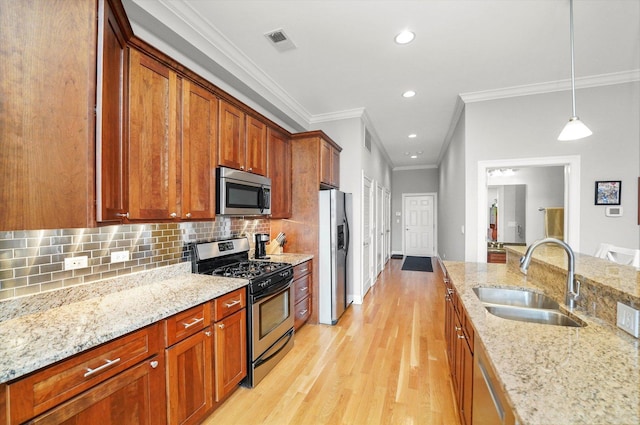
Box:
[460,69,640,103]
[308,107,366,124]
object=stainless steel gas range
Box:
[190,237,294,387]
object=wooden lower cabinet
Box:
[27,354,166,425]
[165,327,213,425]
[293,260,312,330]
[444,277,474,425]
[213,309,247,402]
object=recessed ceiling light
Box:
[395,30,415,45]
[402,90,416,98]
[408,134,417,138]
[410,155,417,159]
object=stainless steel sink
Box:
[484,305,583,327]
[473,287,560,310]
[473,287,585,327]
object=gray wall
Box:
[442,81,640,261]
[390,168,438,253]
[438,109,467,261]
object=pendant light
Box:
[557,0,592,141]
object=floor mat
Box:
[401,256,433,272]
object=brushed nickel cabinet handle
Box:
[150,360,159,369]
[185,212,191,218]
[218,323,225,329]
[115,212,129,218]
[182,317,204,329]
[224,299,241,308]
[170,212,177,218]
[84,358,121,378]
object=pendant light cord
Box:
[569,0,577,117]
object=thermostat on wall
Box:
[605,206,623,217]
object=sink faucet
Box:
[519,237,580,311]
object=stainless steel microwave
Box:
[216,167,271,216]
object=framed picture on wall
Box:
[595,180,621,205]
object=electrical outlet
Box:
[111,251,129,263]
[616,302,640,338]
[64,256,88,271]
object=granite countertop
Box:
[255,253,313,266]
[444,261,640,425]
[0,263,248,384]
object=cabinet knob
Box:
[115,212,129,218]
[185,212,191,218]
[170,212,177,218]
[150,360,159,369]
[240,166,245,170]
[218,323,225,329]
[205,331,212,337]
[248,167,253,172]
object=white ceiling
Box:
[124,0,640,169]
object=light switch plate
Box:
[616,302,640,338]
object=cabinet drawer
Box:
[164,303,211,347]
[213,288,246,322]
[8,323,162,425]
[293,261,311,280]
[294,297,311,330]
[293,273,311,302]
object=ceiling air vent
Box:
[264,28,296,52]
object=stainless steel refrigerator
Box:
[318,189,352,325]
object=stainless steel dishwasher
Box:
[472,344,517,425]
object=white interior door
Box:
[384,189,391,262]
[362,175,373,295]
[403,194,435,257]
[376,183,384,275]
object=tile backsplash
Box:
[0,218,269,301]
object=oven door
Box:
[251,280,294,360]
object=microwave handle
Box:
[258,186,266,212]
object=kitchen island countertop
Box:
[444,260,639,425]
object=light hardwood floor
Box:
[203,258,461,425]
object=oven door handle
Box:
[252,279,293,302]
[254,328,294,369]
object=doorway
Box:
[477,156,581,262]
[402,193,437,257]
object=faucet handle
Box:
[571,279,581,299]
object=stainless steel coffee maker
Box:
[254,233,270,259]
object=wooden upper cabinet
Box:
[267,128,292,218]
[97,0,129,223]
[319,138,341,188]
[181,81,218,220]
[245,116,268,176]
[128,48,180,221]
[218,100,246,172]
[0,0,98,230]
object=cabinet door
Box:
[128,48,179,220]
[218,100,245,171]
[319,139,332,186]
[97,0,128,223]
[331,146,340,187]
[267,128,292,218]
[28,355,166,425]
[0,0,96,230]
[461,339,473,425]
[166,328,213,425]
[214,309,247,402]
[245,116,267,175]
[182,81,217,220]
